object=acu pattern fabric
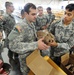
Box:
[2,13,15,36]
[1,13,16,60]
[0,40,4,61]
[0,18,4,30]
[8,18,38,75]
[49,18,74,57]
[34,14,49,30]
[46,13,55,24]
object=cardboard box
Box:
[60,53,74,75]
[26,50,67,75]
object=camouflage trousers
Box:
[19,53,31,75]
[20,61,29,75]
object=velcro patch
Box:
[15,25,21,33]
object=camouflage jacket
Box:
[0,18,4,30]
[46,13,55,24]
[0,13,15,36]
[49,18,74,57]
[0,40,4,53]
[34,14,49,30]
[8,18,38,60]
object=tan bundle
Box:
[37,30,55,46]
[43,32,55,46]
[37,30,49,40]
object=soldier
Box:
[3,1,15,61]
[0,2,20,69]
[48,3,74,66]
[34,6,51,57]
[0,10,5,61]
[46,7,55,24]
[8,3,49,75]
[3,2,15,36]
[34,6,49,31]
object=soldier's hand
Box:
[37,38,50,50]
[41,26,46,30]
[0,68,3,73]
[0,15,3,20]
[2,71,9,75]
[0,67,8,75]
[49,40,58,47]
[45,24,49,29]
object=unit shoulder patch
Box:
[15,25,22,33]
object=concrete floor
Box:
[2,48,22,75]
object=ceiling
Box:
[0,0,74,10]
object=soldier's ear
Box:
[24,12,29,16]
[24,12,27,15]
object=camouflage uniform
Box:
[1,13,20,67]
[46,13,55,24]
[8,18,38,75]
[0,15,5,61]
[2,13,15,36]
[0,19,4,30]
[49,18,74,57]
[0,40,4,61]
[34,14,49,31]
[34,14,51,56]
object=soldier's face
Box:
[47,10,51,14]
[9,4,14,13]
[26,8,37,22]
[64,9,74,22]
[38,8,43,16]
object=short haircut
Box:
[21,9,24,15]
[66,3,74,11]
[5,1,13,8]
[37,6,43,9]
[24,3,36,14]
[47,7,51,10]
